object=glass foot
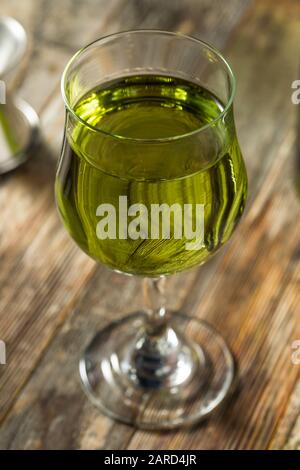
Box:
[79,312,235,430]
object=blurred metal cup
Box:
[0,16,39,174]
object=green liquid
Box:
[55,75,247,276]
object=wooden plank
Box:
[0,0,252,448]
[128,0,300,449]
[128,128,299,449]
[36,0,252,51]
[269,380,300,449]
[166,0,300,324]
[0,268,136,450]
[17,44,71,113]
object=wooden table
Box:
[0,0,300,450]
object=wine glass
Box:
[55,30,247,429]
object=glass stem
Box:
[129,277,182,389]
[143,277,169,337]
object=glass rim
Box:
[61,29,236,143]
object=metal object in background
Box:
[0,16,39,174]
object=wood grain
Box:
[0,0,252,433]
[1,0,300,450]
[128,0,300,450]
